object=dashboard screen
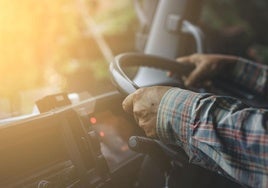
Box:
[0,116,71,186]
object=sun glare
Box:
[0,0,72,116]
[0,0,135,118]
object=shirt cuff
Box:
[156,88,201,146]
[223,58,268,96]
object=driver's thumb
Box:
[176,56,192,64]
[122,93,135,114]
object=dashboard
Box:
[0,91,143,188]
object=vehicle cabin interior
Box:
[0,0,268,188]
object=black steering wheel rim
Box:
[110,52,194,95]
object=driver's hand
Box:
[122,86,172,138]
[176,53,238,87]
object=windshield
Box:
[0,0,137,119]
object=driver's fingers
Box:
[122,92,135,114]
[176,56,195,65]
[177,56,196,73]
[184,66,206,87]
[167,56,195,77]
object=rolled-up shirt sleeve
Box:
[220,58,268,97]
[157,88,268,187]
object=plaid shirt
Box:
[156,58,268,187]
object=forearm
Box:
[219,58,268,97]
[157,88,268,187]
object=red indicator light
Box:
[90,117,97,124]
[121,145,128,151]
[99,131,105,137]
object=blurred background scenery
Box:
[0,0,137,118]
[0,0,267,118]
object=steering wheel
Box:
[109,52,194,96]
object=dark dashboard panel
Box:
[0,114,80,188]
